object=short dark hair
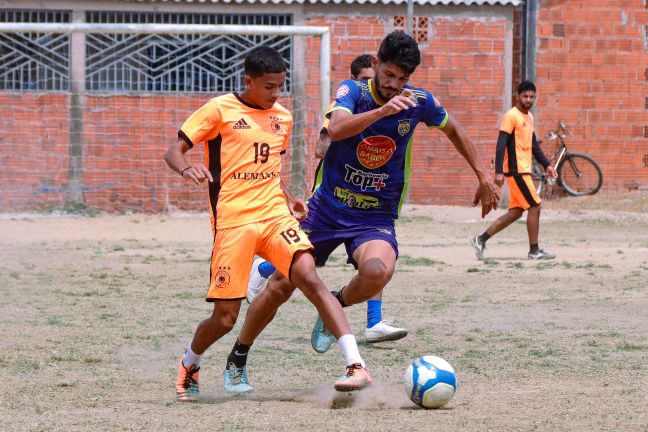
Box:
[377,30,421,74]
[517,80,536,94]
[244,46,287,77]
[350,54,373,78]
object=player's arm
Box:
[280,179,308,221]
[494,131,509,187]
[532,132,557,178]
[315,129,331,159]
[327,94,417,141]
[440,114,500,217]
[164,137,213,185]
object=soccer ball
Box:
[404,355,457,409]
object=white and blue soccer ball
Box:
[404,355,457,409]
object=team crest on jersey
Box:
[398,119,411,136]
[214,269,231,288]
[270,115,285,135]
[356,135,396,169]
[336,84,350,99]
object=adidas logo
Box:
[233,118,251,130]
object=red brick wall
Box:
[534,0,648,190]
[3,5,647,212]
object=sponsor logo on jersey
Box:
[356,135,396,169]
[336,84,350,99]
[398,119,411,136]
[233,118,251,129]
[270,115,285,135]
[344,164,388,191]
[377,228,393,235]
[230,171,280,180]
[334,186,380,210]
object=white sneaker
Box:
[246,257,269,304]
[365,321,408,344]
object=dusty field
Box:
[1,192,647,431]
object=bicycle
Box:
[532,121,603,197]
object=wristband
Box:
[180,166,191,176]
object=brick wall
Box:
[2,5,647,213]
[534,0,648,191]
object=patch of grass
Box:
[616,341,647,351]
[112,244,125,251]
[83,357,102,364]
[399,255,445,266]
[16,359,40,371]
[47,317,65,326]
[529,348,561,358]
[506,262,523,269]
[466,267,488,273]
[482,258,499,266]
[535,261,559,270]
[9,271,19,279]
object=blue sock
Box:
[367,300,382,328]
[258,261,276,278]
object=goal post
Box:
[0,22,330,211]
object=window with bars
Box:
[85,11,294,94]
[0,10,293,94]
[0,10,71,91]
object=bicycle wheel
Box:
[557,152,603,196]
[531,162,546,197]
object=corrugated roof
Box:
[124,0,523,5]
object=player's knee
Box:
[358,261,393,290]
[266,275,296,303]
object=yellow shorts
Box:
[506,174,541,210]
[207,214,312,301]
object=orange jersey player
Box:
[470,80,558,261]
[164,46,372,402]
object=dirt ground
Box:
[1,191,647,431]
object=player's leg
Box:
[177,300,243,401]
[522,174,555,259]
[176,224,255,400]
[290,250,372,391]
[246,257,276,304]
[343,237,407,343]
[470,176,526,259]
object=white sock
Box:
[337,334,365,368]
[182,344,202,368]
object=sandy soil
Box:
[1,192,647,431]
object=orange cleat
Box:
[334,363,373,392]
[175,358,200,402]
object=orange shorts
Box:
[207,213,313,301]
[506,174,541,210]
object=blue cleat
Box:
[311,315,337,353]
[223,362,254,394]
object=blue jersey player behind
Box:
[228,31,499,385]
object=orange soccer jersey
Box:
[179,93,293,232]
[500,107,535,175]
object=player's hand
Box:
[289,198,308,221]
[182,164,213,185]
[473,178,500,218]
[495,173,505,187]
[547,165,558,179]
[379,93,417,116]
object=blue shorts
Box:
[300,193,398,269]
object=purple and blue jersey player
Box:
[229,31,499,377]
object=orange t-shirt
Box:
[179,93,293,231]
[500,107,534,175]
